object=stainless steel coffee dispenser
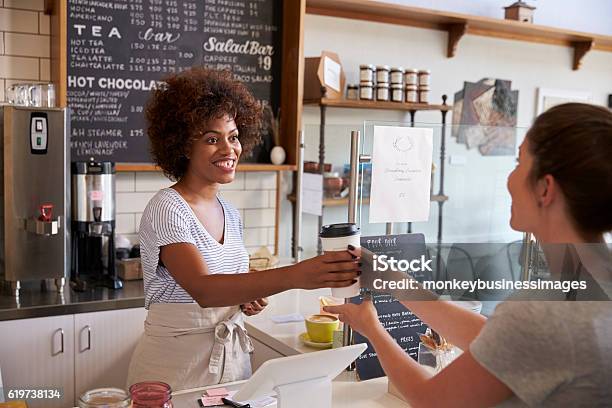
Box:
[0,106,70,296]
[71,161,121,291]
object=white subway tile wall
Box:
[4,32,49,57]
[0,8,39,33]
[39,12,49,35]
[116,172,277,255]
[4,0,44,11]
[0,2,50,100]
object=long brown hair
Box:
[527,103,612,237]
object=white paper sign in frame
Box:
[536,88,592,115]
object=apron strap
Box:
[209,314,254,379]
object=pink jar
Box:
[130,382,173,408]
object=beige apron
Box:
[127,303,253,391]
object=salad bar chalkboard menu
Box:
[352,234,430,380]
[67,0,282,162]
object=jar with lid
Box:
[78,388,131,408]
[130,382,174,408]
[376,83,390,101]
[391,84,404,102]
[418,69,431,87]
[346,84,359,100]
[375,65,390,84]
[359,81,373,100]
[404,69,418,86]
[359,64,375,82]
[390,67,404,84]
[418,86,430,104]
[405,85,418,103]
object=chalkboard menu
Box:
[67,0,282,162]
[352,234,430,381]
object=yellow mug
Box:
[305,314,339,343]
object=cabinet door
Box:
[0,315,75,408]
[250,337,284,372]
[74,308,146,401]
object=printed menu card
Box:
[369,126,433,223]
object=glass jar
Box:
[418,86,430,104]
[418,69,431,87]
[78,388,131,408]
[390,67,404,84]
[391,84,404,102]
[359,64,375,82]
[359,81,373,100]
[376,83,389,101]
[346,84,359,100]
[375,65,390,83]
[47,83,56,107]
[405,85,418,103]
[404,69,418,86]
[130,382,174,408]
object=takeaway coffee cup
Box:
[320,223,361,298]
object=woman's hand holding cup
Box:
[320,223,362,298]
[291,250,361,290]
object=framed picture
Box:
[536,88,592,114]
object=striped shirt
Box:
[139,188,249,309]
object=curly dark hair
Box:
[146,67,263,180]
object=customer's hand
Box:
[291,250,361,290]
[241,297,268,316]
[323,299,382,339]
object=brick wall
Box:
[116,171,278,255]
[0,0,51,101]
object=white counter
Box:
[173,371,408,407]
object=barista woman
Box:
[326,103,612,407]
[127,68,360,390]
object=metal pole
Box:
[348,131,360,224]
[386,223,393,235]
[317,104,326,255]
[292,131,305,262]
[343,130,361,364]
[520,232,533,281]
[436,96,449,278]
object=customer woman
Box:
[325,103,612,407]
[127,68,360,390]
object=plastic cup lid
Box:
[320,223,360,238]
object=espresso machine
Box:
[71,160,122,291]
[0,106,70,297]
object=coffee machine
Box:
[71,160,122,290]
[0,106,70,297]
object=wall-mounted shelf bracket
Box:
[572,40,593,70]
[447,22,468,58]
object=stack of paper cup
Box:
[320,223,361,298]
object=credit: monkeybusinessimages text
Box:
[371,254,587,294]
[372,278,587,294]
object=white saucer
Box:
[299,332,333,349]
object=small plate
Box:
[299,332,333,349]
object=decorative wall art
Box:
[452,78,519,156]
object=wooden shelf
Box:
[115,163,296,172]
[306,0,612,70]
[287,194,447,206]
[303,97,451,111]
